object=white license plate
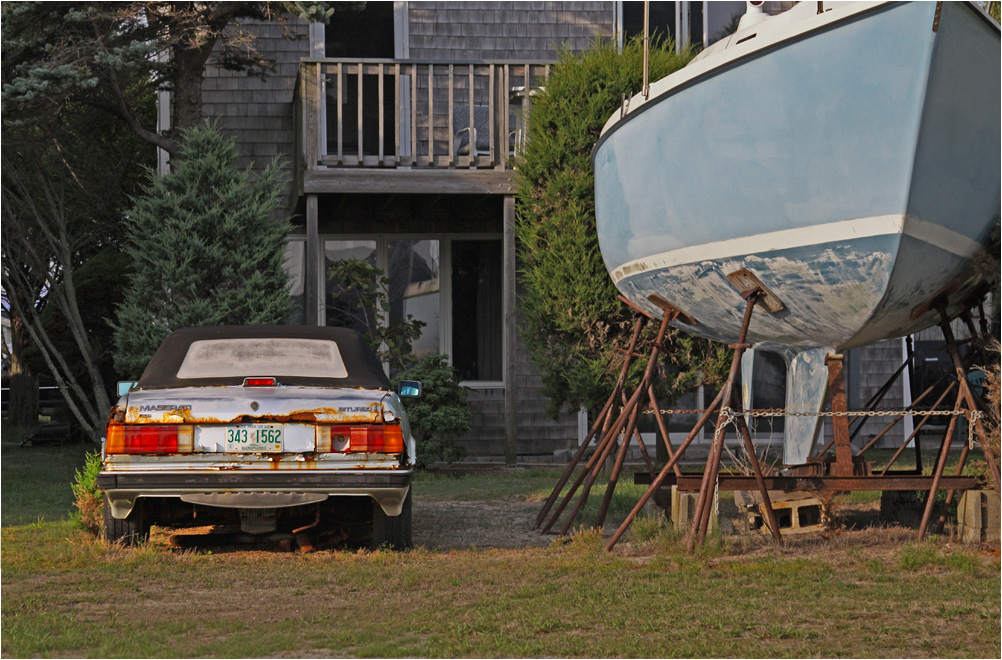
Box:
[224,425,283,452]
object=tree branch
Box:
[89,14,176,155]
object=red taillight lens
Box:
[105,423,193,454]
[243,377,277,387]
[316,424,404,454]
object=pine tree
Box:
[113,124,292,377]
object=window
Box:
[622,2,678,46]
[451,240,502,381]
[320,235,503,383]
[284,239,306,324]
[323,3,397,157]
[387,239,441,361]
[324,239,378,335]
[620,1,743,50]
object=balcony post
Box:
[302,62,321,170]
[504,195,518,467]
[305,194,320,326]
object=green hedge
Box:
[515,36,731,417]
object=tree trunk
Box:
[9,373,39,428]
[170,45,214,139]
[8,312,39,428]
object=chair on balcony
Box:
[454,104,491,158]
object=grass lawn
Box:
[2,437,999,658]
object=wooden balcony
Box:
[294,58,549,196]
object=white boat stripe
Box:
[609,215,983,284]
[903,216,985,261]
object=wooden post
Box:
[504,196,518,467]
[826,354,854,477]
[305,195,320,326]
[303,63,320,170]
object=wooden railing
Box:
[295,58,549,172]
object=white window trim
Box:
[318,233,504,385]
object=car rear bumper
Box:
[97,469,412,518]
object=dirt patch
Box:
[413,498,550,550]
[158,478,1000,562]
[160,494,555,554]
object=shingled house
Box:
[181,1,960,462]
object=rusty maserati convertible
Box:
[96,325,420,549]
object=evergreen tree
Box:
[2,2,357,155]
[515,37,732,418]
[113,124,292,377]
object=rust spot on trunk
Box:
[124,405,382,425]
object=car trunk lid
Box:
[121,386,388,425]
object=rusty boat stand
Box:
[537,285,999,553]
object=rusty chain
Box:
[638,407,987,449]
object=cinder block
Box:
[736,490,823,535]
[957,490,1001,544]
[671,485,718,534]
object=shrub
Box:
[71,450,103,536]
[327,257,426,373]
[394,355,472,469]
[515,36,731,418]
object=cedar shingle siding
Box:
[200,18,310,195]
[408,2,614,60]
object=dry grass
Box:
[979,339,1001,463]
[3,443,1000,658]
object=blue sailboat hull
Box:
[594,1,1000,353]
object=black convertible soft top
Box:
[136,325,392,390]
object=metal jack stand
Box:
[536,305,685,536]
[918,302,1001,540]
[533,315,646,532]
[606,288,784,552]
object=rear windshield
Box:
[135,325,392,390]
[177,339,349,380]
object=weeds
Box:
[70,449,103,535]
[899,542,983,574]
[631,512,673,542]
[552,525,605,554]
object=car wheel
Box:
[103,495,151,546]
[371,489,412,550]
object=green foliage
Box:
[393,355,472,469]
[2,36,154,431]
[70,450,103,535]
[899,543,982,574]
[515,37,731,417]
[1,2,353,152]
[630,512,675,543]
[113,124,292,377]
[327,258,426,372]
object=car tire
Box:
[103,495,151,546]
[371,489,412,550]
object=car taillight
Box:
[315,424,404,454]
[243,377,277,387]
[106,423,194,454]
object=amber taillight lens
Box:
[106,423,194,454]
[315,424,404,454]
